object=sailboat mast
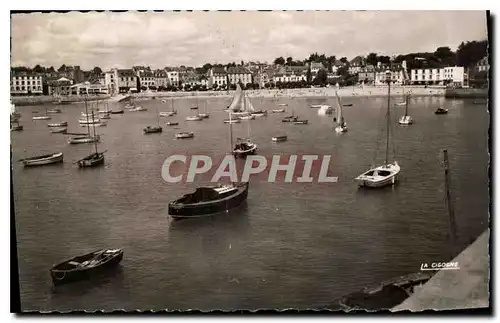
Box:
[229,111,233,152]
[385,77,391,166]
[91,110,98,154]
[84,97,91,137]
[404,94,409,117]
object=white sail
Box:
[228,84,244,112]
[244,96,255,112]
[335,91,344,125]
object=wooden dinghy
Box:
[20,152,63,167]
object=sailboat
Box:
[398,93,414,125]
[76,110,106,168]
[355,72,400,188]
[227,86,257,158]
[168,105,249,218]
[395,86,406,107]
[334,91,348,133]
[227,84,256,116]
[69,99,100,144]
[32,106,51,120]
[198,101,210,119]
[281,105,298,123]
[160,98,177,117]
[144,106,163,134]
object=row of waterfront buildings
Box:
[11,56,488,96]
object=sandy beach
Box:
[132,86,446,101]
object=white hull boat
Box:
[272,135,287,142]
[160,111,176,117]
[68,135,100,144]
[21,152,63,167]
[239,115,255,120]
[398,116,414,125]
[33,116,51,120]
[80,122,106,127]
[175,132,194,139]
[272,108,285,113]
[224,119,241,124]
[130,106,147,112]
[186,116,203,121]
[47,122,68,127]
[335,125,348,133]
[355,162,400,188]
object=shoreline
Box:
[12,85,486,106]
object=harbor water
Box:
[11,95,489,311]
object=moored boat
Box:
[77,152,105,167]
[310,104,323,108]
[68,135,100,144]
[47,121,68,127]
[50,248,123,285]
[294,119,309,125]
[110,109,124,114]
[272,108,286,113]
[144,126,162,134]
[130,106,147,112]
[233,138,257,158]
[334,91,348,133]
[47,108,62,114]
[33,116,51,120]
[160,111,176,117]
[435,107,448,114]
[239,114,255,120]
[20,152,63,167]
[343,103,353,107]
[50,127,67,134]
[168,182,249,219]
[175,131,194,139]
[11,122,23,131]
[186,115,203,121]
[166,121,179,126]
[272,135,287,142]
[224,119,241,124]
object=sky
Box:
[11,11,488,70]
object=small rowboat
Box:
[175,132,194,139]
[130,106,147,112]
[50,127,67,134]
[50,248,123,285]
[186,116,203,121]
[33,116,51,120]
[47,108,62,114]
[343,103,353,107]
[20,152,63,167]
[166,122,179,126]
[79,118,101,125]
[79,121,107,127]
[160,111,176,117]
[294,120,309,125]
[272,108,285,113]
[310,104,323,109]
[198,113,210,119]
[110,109,124,114]
[251,110,267,117]
[278,103,288,107]
[144,126,163,134]
[47,121,68,127]
[191,106,199,110]
[224,119,241,124]
[272,135,287,142]
[68,135,100,144]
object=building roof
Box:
[212,67,227,75]
[310,62,325,70]
[350,56,365,66]
[227,66,251,75]
[118,69,136,77]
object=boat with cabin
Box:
[175,132,194,139]
[435,107,449,114]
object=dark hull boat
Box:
[144,126,163,134]
[233,141,257,158]
[50,248,123,286]
[435,108,448,115]
[282,116,298,123]
[77,152,105,168]
[110,109,124,114]
[169,182,249,219]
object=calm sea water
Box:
[11,95,489,311]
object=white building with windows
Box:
[166,71,179,86]
[11,73,44,95]
[410,66,465,86]
[227,66,252,86]
[208,67,228,88]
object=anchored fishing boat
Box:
[355,70,400,188]
[166,121,179,126]
[398,93,414,125]
[334,91,348,133]
[76,108,106,168]
[50,248,123,285]
[160,98,177,116]
[110,108,124,114]
[144,106,163,134]
[47,121,68,127]
[224,118,241,124]
[20,152,63,167]
[294,120,308,125]
[186,115,203,121]
[282,115,298,123]
[198,101,210,118]
[272,108,286,113]
[47,108,62,114]
[227,85,258,158]
[70,100,101,144]
[32,107,51,120]
[175,132,194,139]
[169,182,249,219]
[435,107,448,114]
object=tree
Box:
[33,64,44,73]
[340,57,348,64]
[306,65,312,83]
[378,55,391,64]
[456,40,488,67]
[48,66,55,73]
[326,55,336,73]
[313,69,328,85]
[136,77,141,92]
[92,66,103,75]
[274,57,285,65]
[58,64,67,72]
[286,57,293,66]
[366,53,378,66]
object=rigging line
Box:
[371,99,386,167]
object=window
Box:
[16,86,19,91]
[21,81,25,85]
